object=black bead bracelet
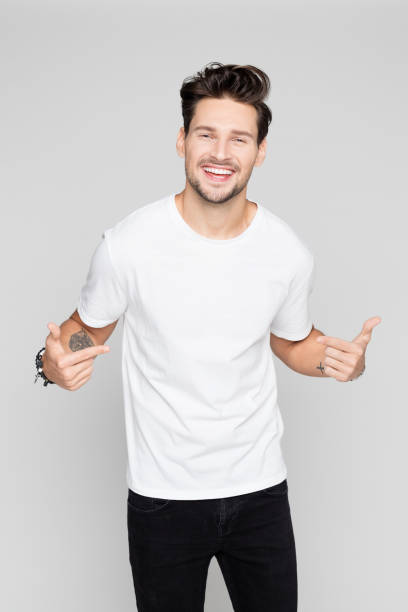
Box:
[34,347,55,387]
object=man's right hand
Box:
[42,322,110,391]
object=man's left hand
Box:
[316,316,382,382]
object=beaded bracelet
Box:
[34,347,55,387]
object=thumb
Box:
[352,316,382,347]
[47,321,61,342]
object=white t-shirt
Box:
[77,192,314,500]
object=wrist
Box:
[34,347,55,387]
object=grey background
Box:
[2,0,406,610]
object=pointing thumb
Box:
[47,322,61,341]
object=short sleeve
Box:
[77,229,128,328]
[270,251,315,341]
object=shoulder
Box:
[103,193,170,249]
[261,206,314,263]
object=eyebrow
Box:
[192,125,254,140]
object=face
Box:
[176,96,266,204]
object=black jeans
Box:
[127,478,297,611]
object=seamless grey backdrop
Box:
[2,0,406,610]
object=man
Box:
[36,62,380,611]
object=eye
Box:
[199,134,211,138]
[234,138,245,143]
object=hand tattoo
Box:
[316,361,325,375]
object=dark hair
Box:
[180,62,272,147]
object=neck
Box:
[175,187,257,241]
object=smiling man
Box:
[37,62,380,612]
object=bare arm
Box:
[54,317,97,353]
[270,325,330,377]
[67,309,118,349]
[41,311,118,390]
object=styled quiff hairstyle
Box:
[180,62,272,147]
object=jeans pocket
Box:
[127,489,171,513]
[259,479,288,497]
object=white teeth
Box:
[203,167,233,175]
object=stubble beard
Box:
[185,162,251,205]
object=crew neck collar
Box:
[167,192,262,246]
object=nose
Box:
[211,137,231,162]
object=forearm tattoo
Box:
[69,328,95,352]
[316,361,325,375]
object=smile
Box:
[201,166,236,182]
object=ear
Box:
[176,126,186,158]
[253,137,267,167]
